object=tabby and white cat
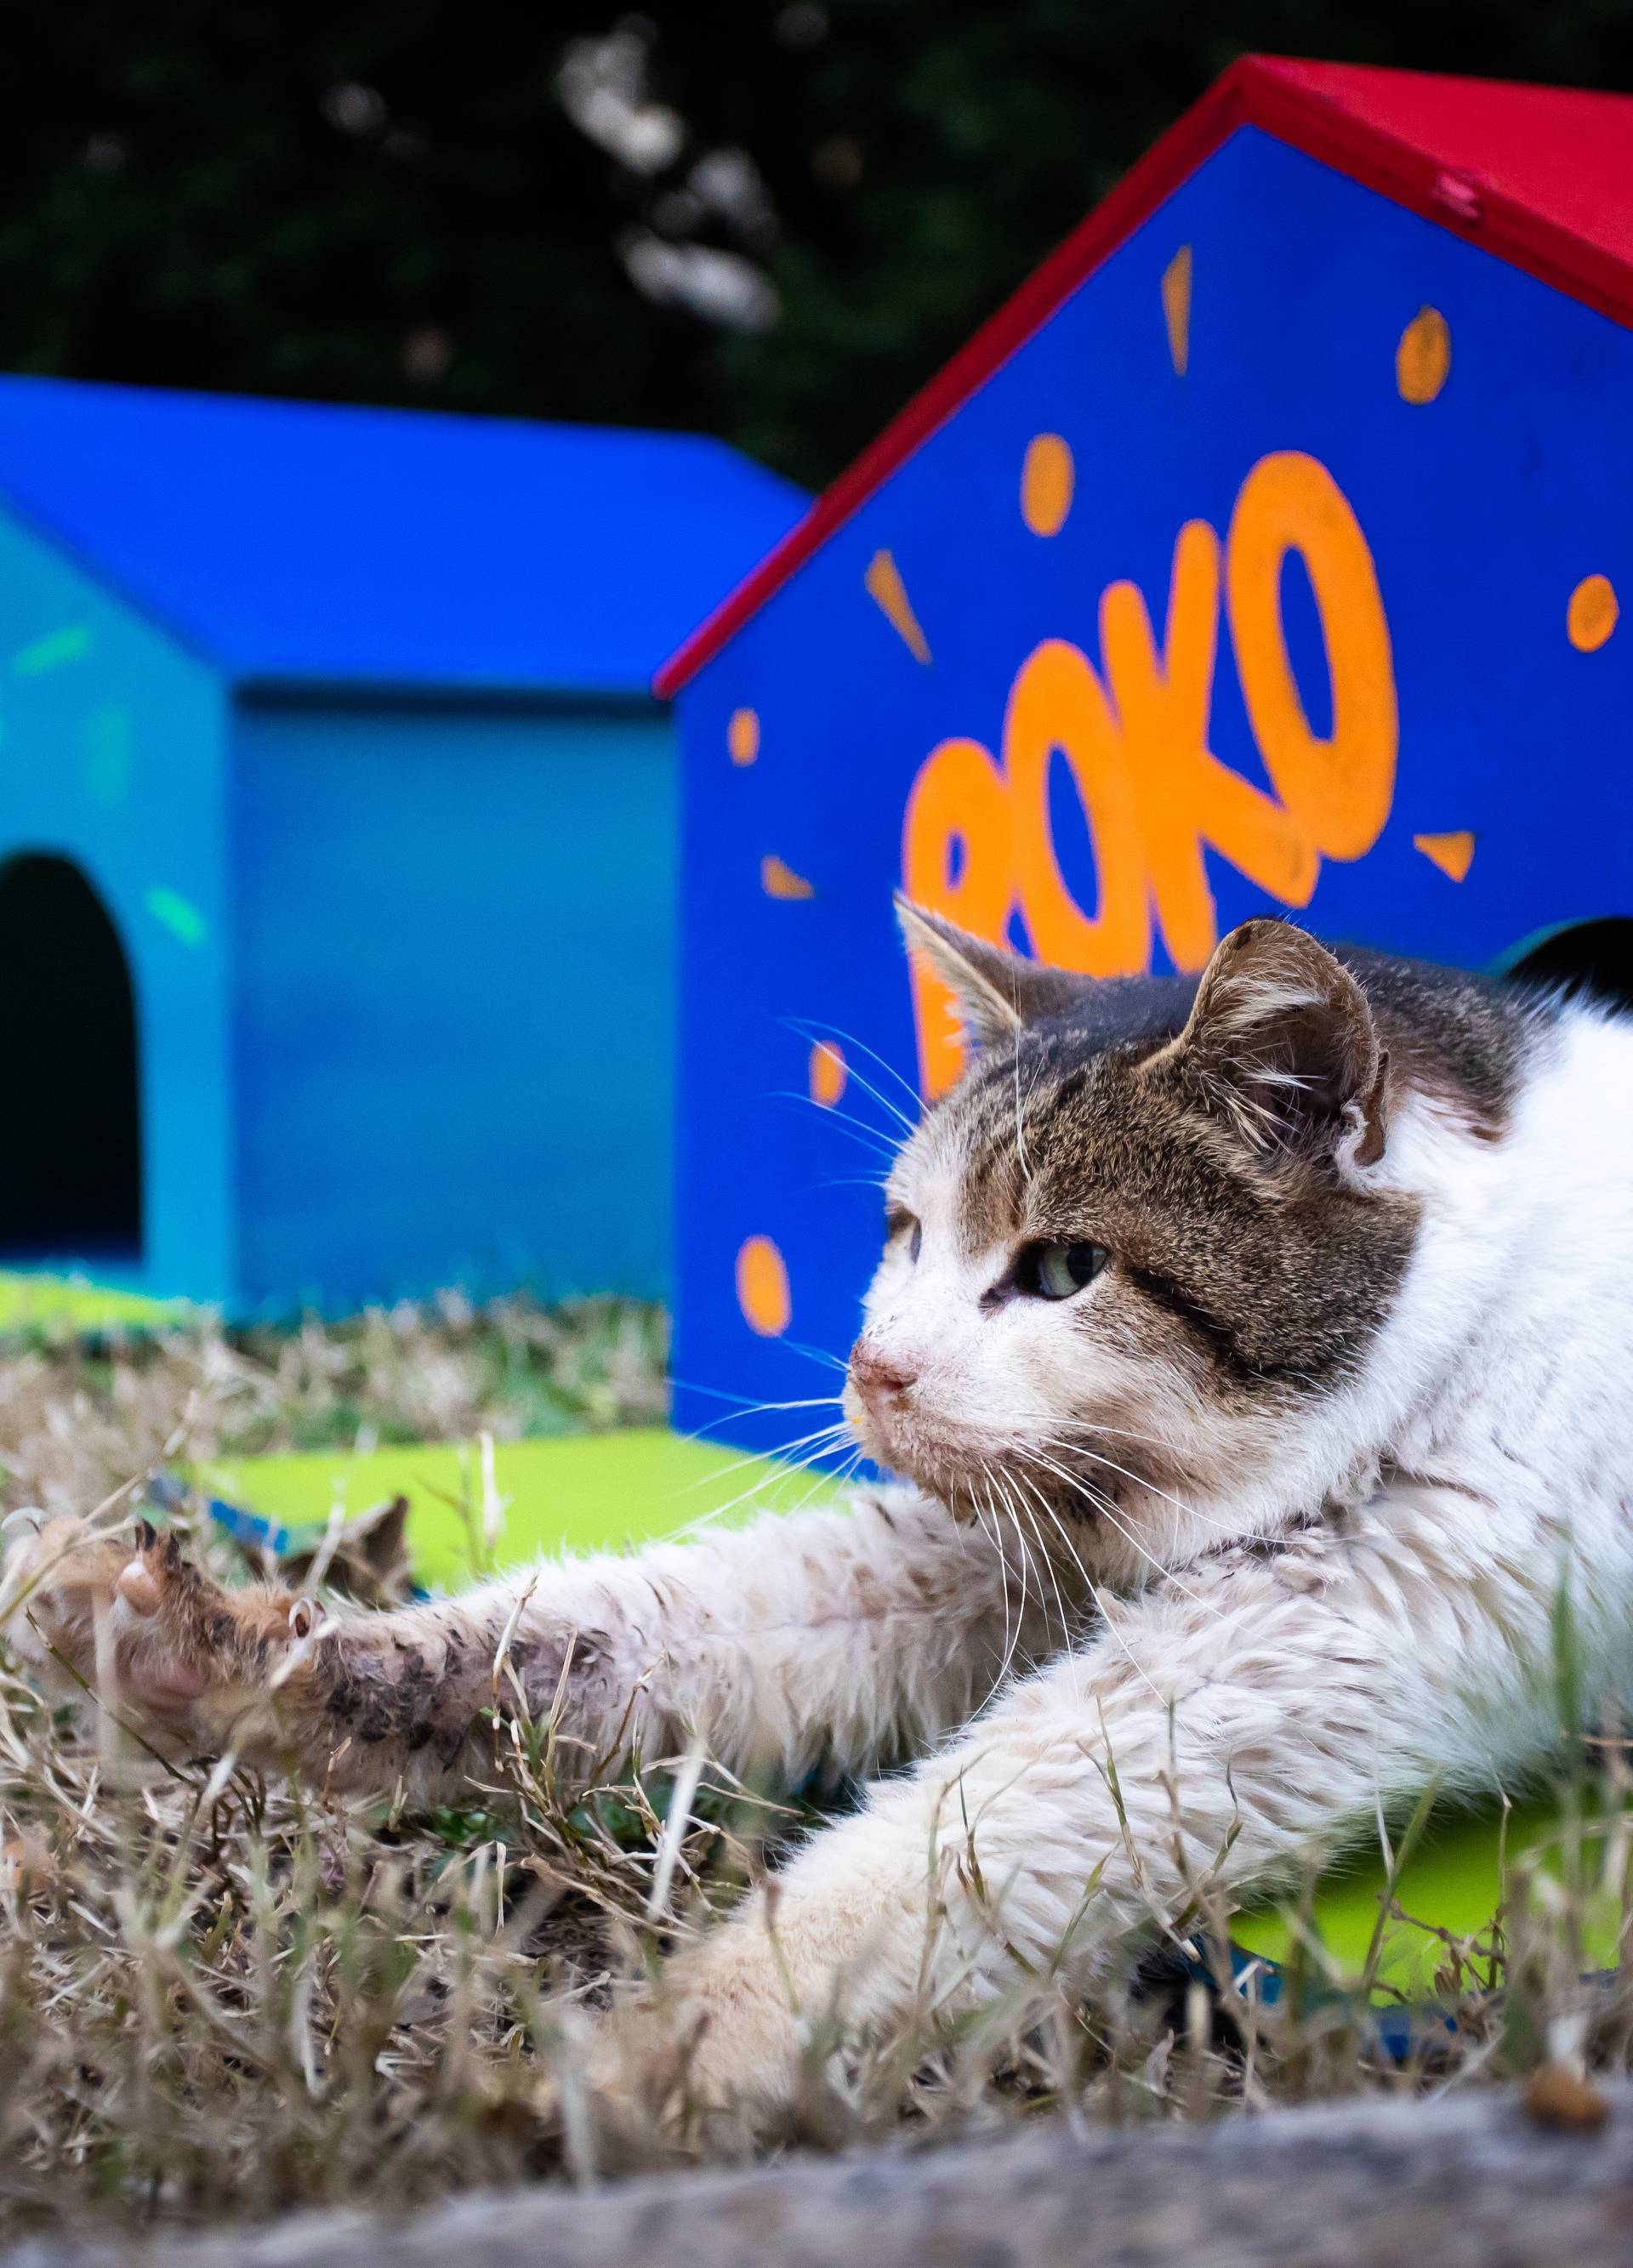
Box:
[10,907,1633,2119]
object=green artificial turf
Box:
[1232,1788,1618,1990]
[198,1426,836,1591]
[0,1269,187,1333]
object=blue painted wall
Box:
[674,123,1633,1453]
[230,698,675,1310]
[0,513,234,1299]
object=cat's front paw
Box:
[586,1920,809,2136]
[1,1514,310,1751]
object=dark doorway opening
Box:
[1505,918,1633,1018]
[0,855,141,1259]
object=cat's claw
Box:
[1,1513,299,1746]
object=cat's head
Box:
[843,905,1425,1571]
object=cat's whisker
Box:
[963,1483,1014,1692]
[1027,1413,1198,1455]
[658,1413,851,1524]
[782,1119,899,1171]
[771,1090,902,1161]
[1028,1433,1245,1541]
[678,1395,846,1447]
[773,1445,865,1527]
[982,1475,1031,1691]
[1004,1466,1083,1671]
[1033,1466,1231,1629]
[1006,1440,1228,1618]
[986,1464,1052,1640]
[1014,1030,1051,1191]
[667,1373,843,1414]
[680,1466,845,1541]
[974,1460,1032,1692]
[1012,1469,1167,1705]
[669,1443,842,1522]
[1010,1467,1100,1608]
[675,1424,852,1515]
[783,1016,924,1118]
[785,1036,918,1139]
[677,1424,856,1535]
[1002,1483,1074,1680]
[1014,1426,1244,1541]
[776,1339,853,1378]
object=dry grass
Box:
[0,1296,1628,2242]
[0,1293,666,1515]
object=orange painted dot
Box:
[1568,573,1619,652]
[809,1039,847,1106]
[1396,307,1450,404]
[727,706,760,765]
[1020,433,1074,537]
[761,854,816,901]
[1161,244,1192,377]
[863,549,932,664]
[736,1235,790,1337]
[1413,829,1477,884]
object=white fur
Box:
[499,1484,1059,1790]
[576,1002,1633,2107]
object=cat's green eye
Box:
[1024,1241,1108,1300]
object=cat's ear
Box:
[895,897,1085,1046]
[1174,919,1388,1167]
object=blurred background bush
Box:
[4,3,1629,494]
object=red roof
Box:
[657,55,1633,697]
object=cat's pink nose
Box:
[849,1343,918,1403]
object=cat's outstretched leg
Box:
[2,1486,1059,1797]
[0,1514,527,1787]
[590,1482,1585,2125]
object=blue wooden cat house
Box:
[659,56,1633,1449]
[0,377,802,1311]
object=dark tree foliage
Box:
[3,3,1631,491]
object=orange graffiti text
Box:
[902,450,1397,1095]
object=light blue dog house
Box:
[0,378,802,1311]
